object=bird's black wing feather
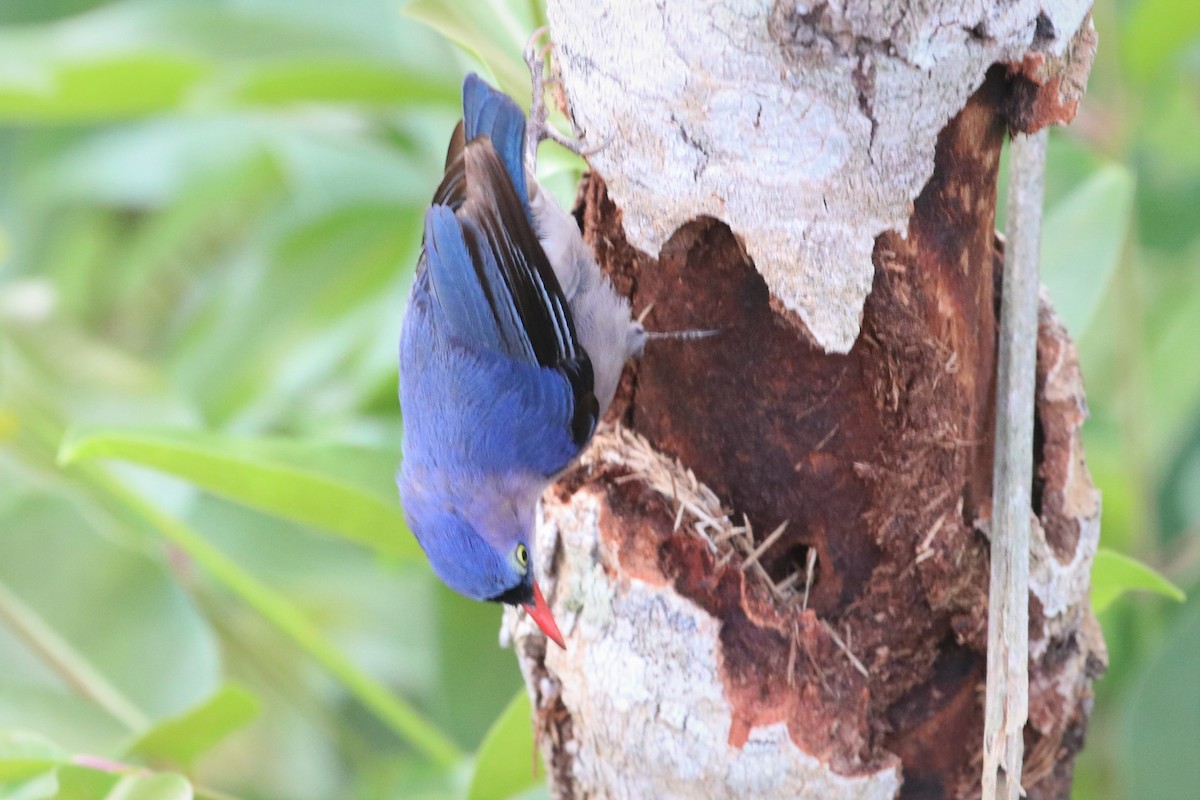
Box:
[420,137,598,446]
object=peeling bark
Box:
[503,2,1104,798]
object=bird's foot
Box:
[524,25,610,168]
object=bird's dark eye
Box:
[515,543,529,568]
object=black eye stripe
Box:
[487,581,534,606]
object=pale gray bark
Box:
[547,0,1090,353]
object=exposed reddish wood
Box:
[1006,14,1097,134]
[536,62,1104,798]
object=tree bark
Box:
[502,2,1104,798]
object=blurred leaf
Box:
[229,60,448,106]
[0,731,64,783]
[1122,597,1200,799]
[466,689,542,800]
[1040,164,1135,338]
[50,765,117,800]
[274,202,415,322]
[190,498,439,701]
[1092,548,1185,614]
[0,494,219,725]
[59,427,415,558]
[0,686,128,758]
[0,769,58,800]
[1159,418,1200,541]
[0,581,145,735]
[35,116,425,211]
[404,0,535,101]
[1083,424,1139,555]
[1146,268,1200,464]
[70,468,461,768]
[0,1,111,26]
[432,587,521,748]
[52,766,192,800]
[509,788,550,800]
[0,3,454,122]
[1139,82,1200,176]
[1123,0,1200,80]
[126,686,258,770]
[0,55,209,121]
[99,154,285,326]
[0,316,197,436]
[111,773,192,800]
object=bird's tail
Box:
[461,73,528,205]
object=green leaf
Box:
[466,689,543,800]
[228,60,451,106]
[52,766,193,800]
[433,587,522,748]
[1122,0,1200,81]
[101,773,192,800]
[70,467,462,768]
[0,731,65,783]
[400,0,584,211]
[0,494,219,726]
[403,0,535,101]
[1091,548,1185,614]
[126,686,259,769]
[0,55,210,121]
[0,1,111,26]
[1146,277,1200,466]
[1121,597,1200,799]
[188,498,440,703]
[50,765,118,800]
[58,427,416,558]
[0,3,454,122]
[1040,164,1135,338]
[0,686,128,758]
[0,581,145,736]
[0,769,58,800]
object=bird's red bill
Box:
[523,582,565,648]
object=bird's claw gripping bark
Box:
[524,25,610,169]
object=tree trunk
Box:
[502,2,1104,798]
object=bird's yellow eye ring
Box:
[515,543,529,568]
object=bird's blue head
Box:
[398,467,564,647]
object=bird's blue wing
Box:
[461,73,529,212]
[419,139,599,447]
[422,204,530,362]
[422,139,574,365]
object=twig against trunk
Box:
[983,128,1048,800]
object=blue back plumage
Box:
[397,73,598,611]
[400,290,580,478]
[462,73,530,218]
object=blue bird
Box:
[398,66,645,647]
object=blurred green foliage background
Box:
[0,0,1194,798]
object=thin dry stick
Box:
[740,520,790,571]
[823,621,869,679]
[802,547,818,611]
[776,570,803,595]
[982,128,1047,800]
